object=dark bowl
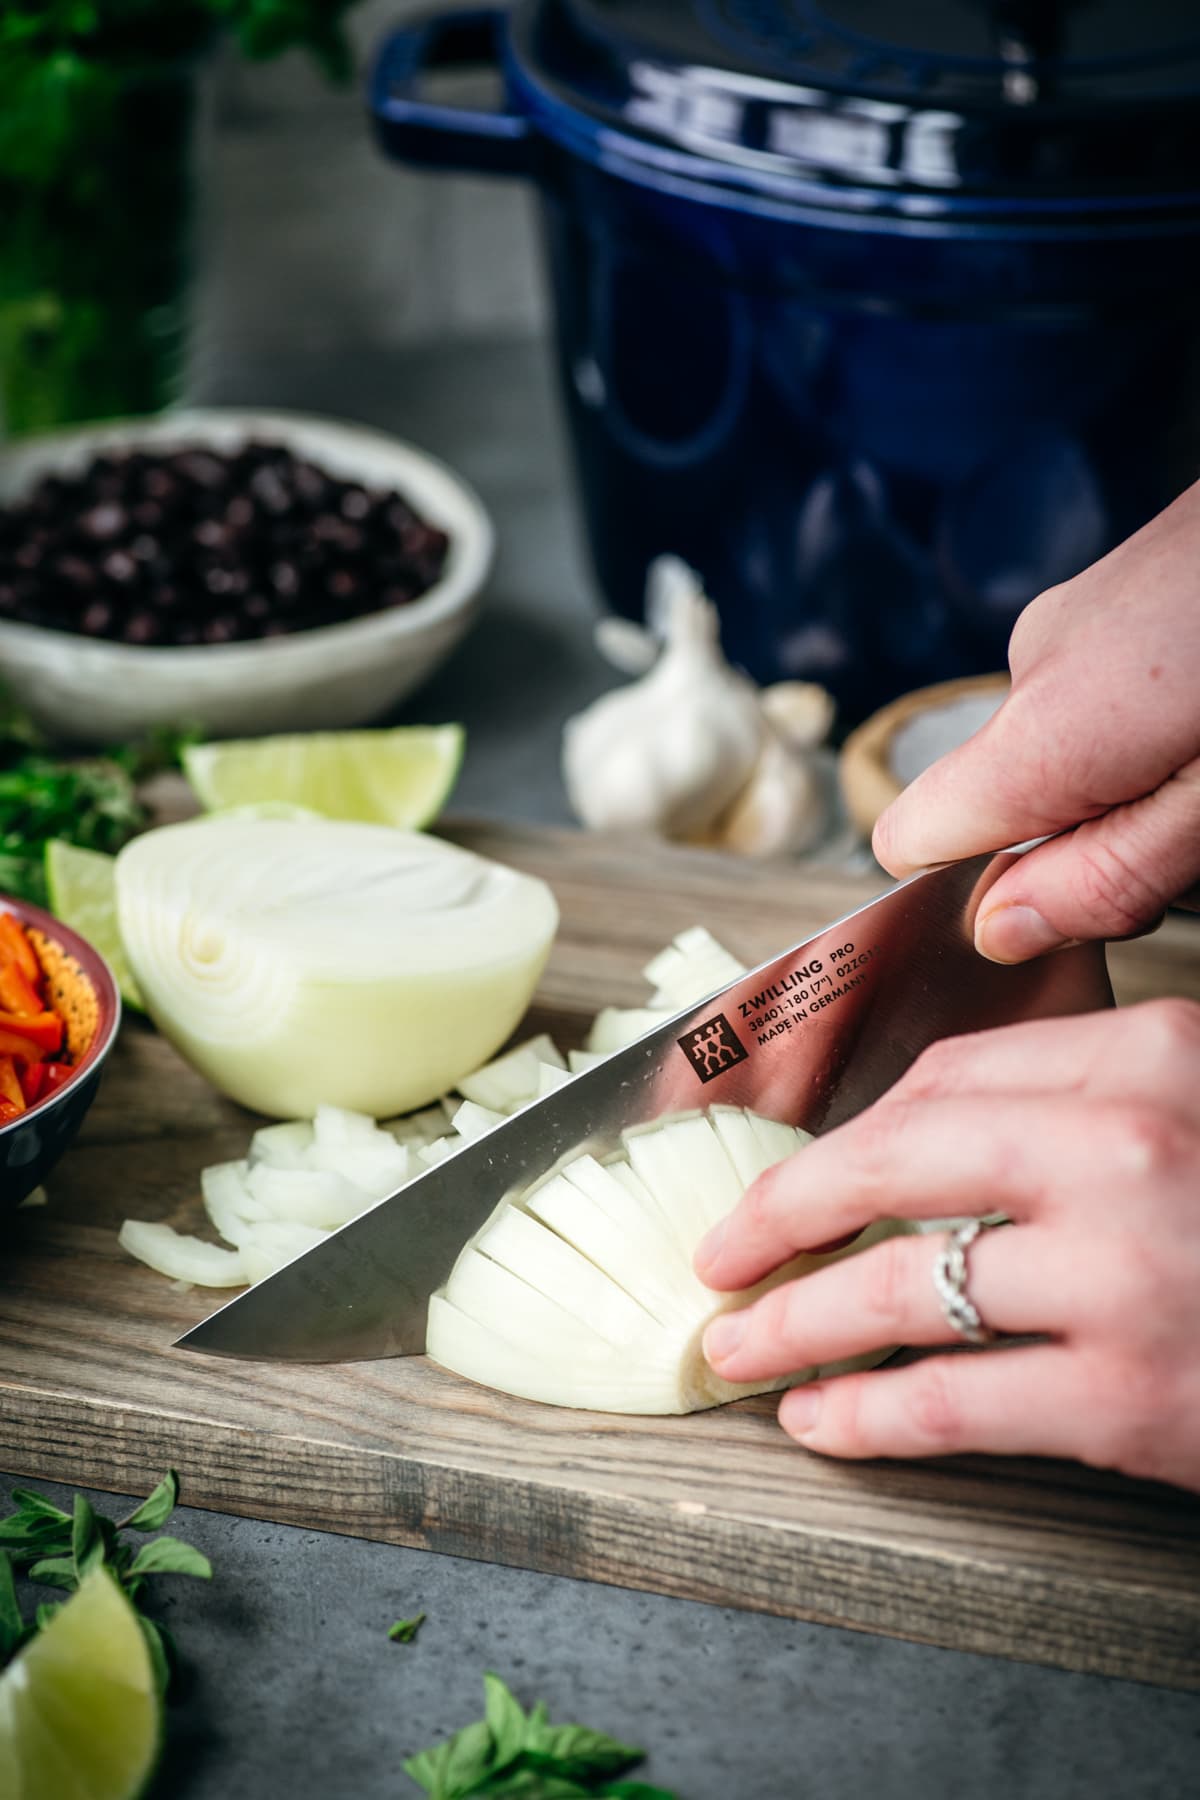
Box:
[0,894,121,1217]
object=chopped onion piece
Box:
[119,1220,247,1287]
[382,1104,448,1151]
[249,1121,315,1169]
[239,1221,329,1284]
[449,1100,505,1142]
[455,1034,565,1113]
[536,1063,573,1099]
[242,1163,374,1229]
[585,1005,671,1056]
[643,927,745,1008]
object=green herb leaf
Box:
[388,1612,426,1644]
[525,1724,643,1781]
[0,1471,211,1690]
[476,1774,592,1799]
[126,1536,212,1581]
[71,1492,103,1579]
[403,1677,678,1800]
[0,1509,70,1548]
[0,1550,24,1661]
[484,1671,529,1770]
[26,1554,77,1590]
[405,1718,495,1800]
[121,1469,178,1533]
[34,1601,62,1631]
[597,1785,681,1799]
[137,1614,171,1698]
[8,1488,70,1523]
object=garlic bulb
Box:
[706,728,826,858]
[563,558,764,837]
[760,681,836,753]
[426,1107,906,1415]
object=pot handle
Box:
[369,9,532,176]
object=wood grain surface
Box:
[2,821,1199,1689]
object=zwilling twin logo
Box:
[677,1013,748,1083]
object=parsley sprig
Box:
[0,691,199,905]
[0,1469,211,1691]
[405,1672,679,1800]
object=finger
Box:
[695,1092,1100,1293]
[972,759,1200,960]
[871,686,1100,878]
[703,1223,1065,1385]
[777,1344,1097,1463]
[891,1000,1200,1111]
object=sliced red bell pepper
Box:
[0,1097,23,1127]
[0,1028,49,1066]
[0,912,40,984]
[0,958,43,1017]
[0,1055,26,1115]
[19,1061,47,1105]
[39,1061,74,1096]
[0,1011,62,1054]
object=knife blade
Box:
[175,844,1113,1363]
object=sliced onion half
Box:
[427,1106,907,1415]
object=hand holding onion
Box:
[696,1002,1200,1493]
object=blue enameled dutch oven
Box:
[371,2,1200,722]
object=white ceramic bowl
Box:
[0,408,494,743]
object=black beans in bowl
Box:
[0,442,452,647]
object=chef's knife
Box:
[176,845,1113,1363]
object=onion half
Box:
[115,817,558,1117]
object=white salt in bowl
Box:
[838,673,1010,842]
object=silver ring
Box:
[932,1218,1001,1346]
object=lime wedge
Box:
[183,726,464,828]
[0,1567,161,1800]
[44,840,145,1014]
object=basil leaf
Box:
[126,1537,212,1580]
[402,1745,443,1794]
[525,1724,643,1781]
[477,1772,591,1799]
[0,1551,23,1660]
[598,1784,681,1799]
[34,1601,62,1631]
[122,1471,179,1533]
[441,1718,497,1799]
[0,1512,69,1547]
[8,1488,70,1523]
[404,1718,496,1800]
[483,1671,528,1769]
[138,1615,171,1698]
[27,1555,78,1590]
[71,1494,103,1578]
[388,1613,426,1644]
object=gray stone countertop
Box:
[5,341,1198,1800]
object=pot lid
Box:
[507,0,1200,215]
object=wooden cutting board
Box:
[1,821,1199,1690]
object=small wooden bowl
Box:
[839,673,1010,842]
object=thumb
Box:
[973,759,1200,963]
